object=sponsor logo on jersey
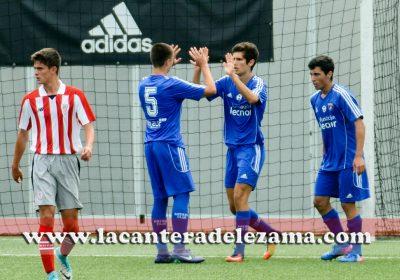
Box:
[230,107,251,117]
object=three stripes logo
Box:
[81,2,152,54]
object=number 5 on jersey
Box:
[145,87,158,117]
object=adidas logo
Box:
[81,2,152,54]
[240,173,248,179]
[346,193,353,199]
[227,93,233,98]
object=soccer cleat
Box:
[263,243,276,260]
[55,247,72,280]
[171,249,205,263]
[154,254,175,264]
[338,253,364,263]
[225,253,244,263]
[47,271,59,280]
[321,244,353,261]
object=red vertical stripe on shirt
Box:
[43,96,53,154]
[56,95,65,154]
[29,97,41,153]
[67,93,76,154]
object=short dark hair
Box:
[150,43,173,68]
[231,42,259,70]
[308,55,335,80]
[31,48,61,74]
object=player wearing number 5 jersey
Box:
[139,43,216,263]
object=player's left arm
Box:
[337,88,366,175]
[81,123,94,161]
[223,53,260,105]
[353,118,366,175]
[75,90,96,161]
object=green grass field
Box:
[0,237,399,279]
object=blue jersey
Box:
[208,75,267,146]
[310,84,363,171]
[139,75,205,147]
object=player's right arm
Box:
[190,47,206,85]
[12,129,29,183]
[12,97,32,183]
[189,47,216,97]
[192,66,201,85]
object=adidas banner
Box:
[0,0,273,65]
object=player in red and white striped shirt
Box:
[11,48,95,280]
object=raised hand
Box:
[171,44,182,65]
[189,47,209,68]
[223,53,235,76]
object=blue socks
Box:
[172,192,190,251]
[151,197,168,255]
[322,208,344,235]
[152,193,191,254]
[347,215,362,255]
[234,210,250,256]
[249,209,278,234]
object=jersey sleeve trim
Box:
[251,76,264,97]
[334,85,363,119]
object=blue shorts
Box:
[314,168,370,202]
[145,142,195,199]
[225,144,265,189]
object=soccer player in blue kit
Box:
[139,43,216,263]
[193,42,279,262]
[309,55,370,262]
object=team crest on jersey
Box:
[62,104,69,113]
[236,94,243,101]
[35,191,44,203]
[322,105,327,113]
[327,103,334,111]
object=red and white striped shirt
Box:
[18,81,96,154]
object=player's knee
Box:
[39,209,55,228]
[313,198,329,212]
[233,193,246,209]
[62,218,79,233]
[39,217,54,228]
